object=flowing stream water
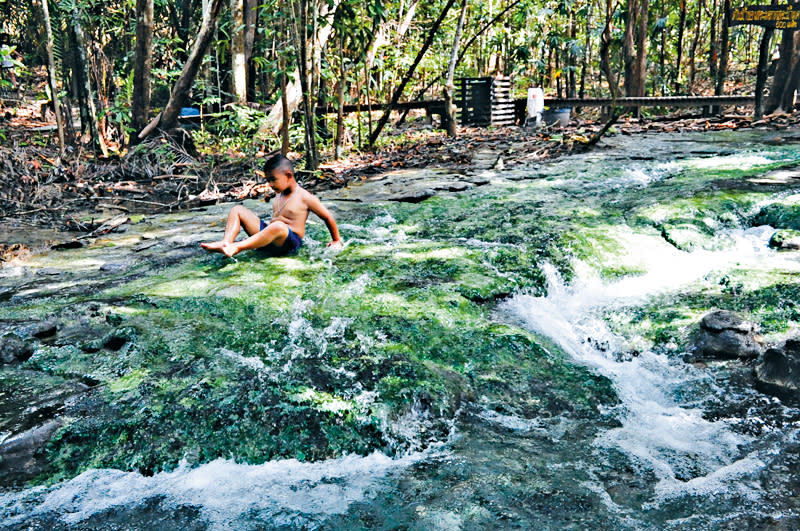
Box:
[2,130,800,529]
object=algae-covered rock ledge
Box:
[0,189,616,488]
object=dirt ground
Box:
[3,71,800,260]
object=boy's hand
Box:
[327,239,343,249]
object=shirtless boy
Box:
[201,154,341,257]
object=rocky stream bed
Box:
[2,129,800,529]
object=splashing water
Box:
[0,451,435,530]
[499,226,799,509]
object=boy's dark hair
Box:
[264,154,293,176]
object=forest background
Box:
[2,0,800,240]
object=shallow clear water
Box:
[3,130,800,529]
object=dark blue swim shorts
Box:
[258,219,303,257]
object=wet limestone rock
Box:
[769,229,800,250]
[0,419,64,485]
[692,310,763,360]
[30,319,59,339]
[0,334,34,365]
[755,338,800,402]
[753,195,800,230]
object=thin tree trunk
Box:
[334,38,346,158]
[713,0,730,113]
[244,0,257,99]
[231,0,247,103]
[364,60,373,139]
[623,0,637,96]
[658,0,667,94]
[356,76,363,149]
[709,0,718,82]
[675,0,686,92]
[71,9,108,156]
[175,0,194,62]
[579,0,592,99]
[634,0,649,97]
[600,0,619,98]
[369,0,458,145]
[568,10,577,99]
[139,0,225,138]
[130,0,154,143]
[755,25,776,120]
[444,0,468,137]
[41,0,65,154]
[288,0,320,170]
[689,0,704,91]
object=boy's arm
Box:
[306,194,342,246]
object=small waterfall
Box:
[499,225,795,507]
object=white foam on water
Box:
[476,406,548,435]
[0,451,433,530]
[219,347,266,371]
[499,226,795,505]
[686,154,774,170]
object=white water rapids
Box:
[0,449,436,529]
[500,224,800,511]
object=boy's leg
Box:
[223,220,289,256]
[201,205,261,252]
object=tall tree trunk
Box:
[600,0,619,98]
[444,0,468,137]
[364,60,373,139]
[175,0,195,62]
[288,0,320,170]
[675,0,686,93]
[623,0,637,96]
[130,0,154,144]
[567,10,577,99]
[41,0,65,154]
[244,0,257,99]
[634,0,649,97]
[689,0,703,90]
[658,0,667,94]
[766,30,800,114]
[755,26,776,120]
[579,0,593,99]
[713,0,730,113]
[369,0,459,145]
[139,0,225,138]
[708,0,718,82]
[231,0,247,103]
[334,35,346,158]
[71,8,108,156]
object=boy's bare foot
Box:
[200,241,226,252]
[222,243,240,258]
